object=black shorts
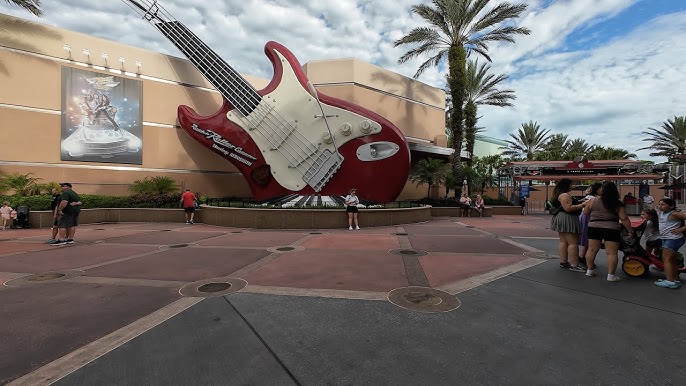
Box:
[346,206,358,213]
[587,227,621,243]
[184,207,195,213]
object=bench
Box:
[430,206,492,217]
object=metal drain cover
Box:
[389,248,428,257]
[179,277,247,297]
[276,246,295,251]
[309,232,322,235]
[198,282,231,293]
[4,270,85,287]
[388,286,461,313]
[392,232,409,236]
[169,244,189,248]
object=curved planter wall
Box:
[27,206,433,229]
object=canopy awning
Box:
[513,174,664,181]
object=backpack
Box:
[546,199,560,215]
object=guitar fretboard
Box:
[156,21,261,116]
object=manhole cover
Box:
[403,291,442,306]
[388,286,460,313]
[4,270,85,287]
[276,246,295,251]
[27,273,66,282]
[390,248,428,257]
[169,244,189,248]
[179,277,248,297]
[197,282,232,293]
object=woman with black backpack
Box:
[550,178,587,272]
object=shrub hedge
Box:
[0,193,184,211]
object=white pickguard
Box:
[226,51,381,191]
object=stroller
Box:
[11,205,31,229]
[620,220,685,278]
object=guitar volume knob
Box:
[340,122,352,136]
[322,132,333,144]
[359,120,373,134]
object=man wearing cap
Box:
[49,183,82,245]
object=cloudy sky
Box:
[2,0,685,162]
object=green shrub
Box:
[129,176,179,195]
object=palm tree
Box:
[463,60,515,164]
[0,172,41,195]
[4,0,42,16]
[503,121,551,160]
[395,0,530,185]
[565,138,593,160]
[409,158,449,198]
[539,133,569,161]
[638,116,686,159]
[588,146,636,160]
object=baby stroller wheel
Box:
[622,259,649,277]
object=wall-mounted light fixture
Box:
[101,52,109,68]
[118,56,126,71]
[82,48,90,63]
[62,43,72,60]
[135,60,142,74]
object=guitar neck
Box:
[156,21,261,116]
[124,1,261,116]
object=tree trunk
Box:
[448,45,466,187]
[464,100,477,166]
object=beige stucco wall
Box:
[0,13,445,200]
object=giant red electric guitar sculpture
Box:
[123,0,410,203]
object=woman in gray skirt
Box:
[550,178,587,272]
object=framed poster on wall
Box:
[61,67,143,164]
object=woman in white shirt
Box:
[344,188,360,230]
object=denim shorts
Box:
[661,237,685,251]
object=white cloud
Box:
[1,0,684,162]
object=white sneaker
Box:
[355,226,360,230]
[348,226,353,231]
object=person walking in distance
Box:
[180,188,197,224]
[50,183,82,245]
[46,188,61,243]
[345,188,360,230]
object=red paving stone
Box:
[241,249,409,292]
[300,233,400,251]
[420,253,528,287]
[85,247,271,281]
[104,230,227,245]
[0,244,158,273]
[402,224,484,236]
[197,231,307,247]
[0,241,52,255]
[409,234,528,254]
[0,281,179,385]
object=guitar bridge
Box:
[302,149,343,192]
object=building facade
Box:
[0,13,448,200]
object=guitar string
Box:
[160,21,315,170]
[161,19,336,183]
[123,0,342,190]
[160,25,334,180]
[138,1,335,176]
